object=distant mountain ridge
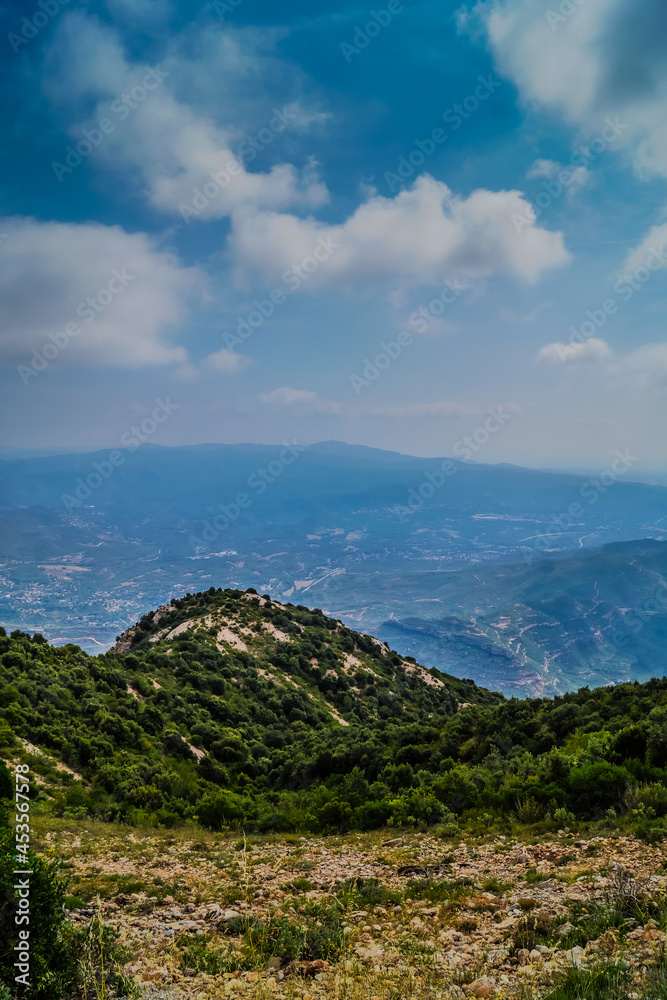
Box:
[0,440,665,694]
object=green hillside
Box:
[2,586,667,841]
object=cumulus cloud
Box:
[44,13,329,219]
[537,337,612,365]
[230,176,570,291]
[204,348,250,373]
[260,387,341,414]
[0,217,199,368]
[42,14,571,297]
[471,0,667,180]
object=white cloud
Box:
[44,14,329,220]
[473,0,667,180]
[0,217,199,368]
[526,159,558,180]
[537,337,612,365]
[620,223,667,276]
[43,15,571,298]
[526,158,592,199]
[537,336,667,387]
[230,176,571,291]
[260,386,341,413]
[204,348,250,373]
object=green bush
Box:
[242,902,345,967]
[0,829,79,999]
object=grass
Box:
[332,876,402,908]
[544,962,631,999]
[557,901,627,950]
[482,875,513,894]
[242,901,347,967]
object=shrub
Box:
[242,903,344,966]
[0,829,79,998]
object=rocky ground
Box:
[42,819,667,999]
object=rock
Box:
[284,960,330,977]
[223,909,243,921]
[382,837,405,846]
[465,977,497,998]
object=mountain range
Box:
[0,440,665,695]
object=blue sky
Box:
[1,0,667,471]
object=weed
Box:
[178,935,234,974]
[454,917,478,932]
[482,876,512,894]
[333,877,401,907]
[524,869,552,885]
[242,902,345,967]
[544,961,630,999]
[512,912,556,951]
[281,877,314,893]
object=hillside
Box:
[3,586,667,842]
[0,587,499,833]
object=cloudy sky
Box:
[1,0,666,471]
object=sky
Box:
[1,0,667,472]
